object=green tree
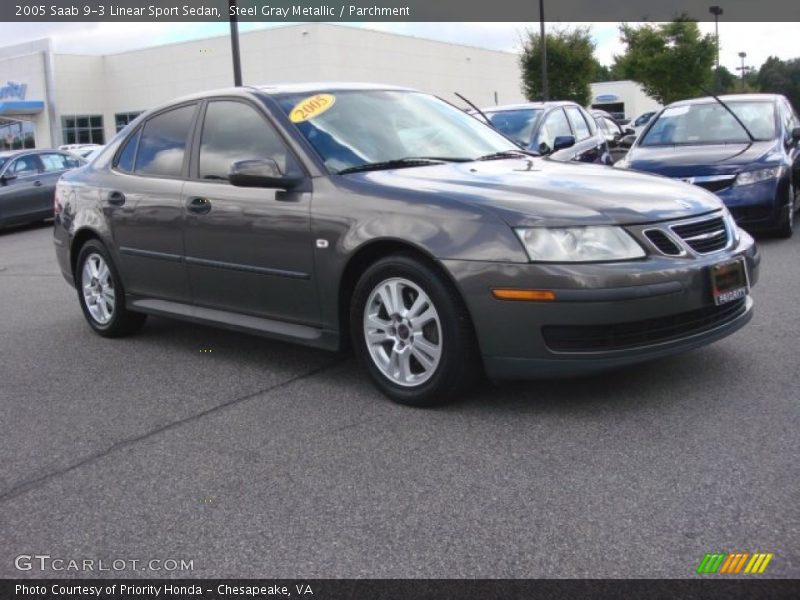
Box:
[614,18,717,104]
[520,26,596,105]
[758,56,800,111]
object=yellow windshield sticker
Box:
[289,94,336,123]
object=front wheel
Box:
[350,254,478,407]
[76,240,146,337]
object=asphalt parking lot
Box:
[0,221,798,579]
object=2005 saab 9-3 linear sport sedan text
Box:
[54,84,759,406]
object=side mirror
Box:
[228,159,302,189]
[620,134,637,149]
[792,127,800,142]
[0,172,17,184]
[552,135,576,152]
[624,128,635,136]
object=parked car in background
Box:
[617,94,800,237]
[482,101,612,164]
[0,149,84,228]
[591,109,633,164]
[55,83,757,406]
[78,145,105,161]
[630,110,657,134]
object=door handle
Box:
[107,190,126,206]
[33,180,43,187]
[186,197,212,215]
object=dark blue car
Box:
[617,94,800,237]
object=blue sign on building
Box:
[0,82,28,101]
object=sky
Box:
[0,21,796,74]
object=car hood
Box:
[345,157,722,227]
[626,141,778,177]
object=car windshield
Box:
[485,109,543,145]
[274,90,518,173]
[641,101,776,146]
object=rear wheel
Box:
[350,254,477,407]
[76,240,146,337]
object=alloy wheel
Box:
[81,253,116,324]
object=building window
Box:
[115,111,143,132]
[61,114,104,145]
[0,118,36,150]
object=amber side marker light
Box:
[491,288,556,301]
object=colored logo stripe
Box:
[745,553,773,574]
[697,552,773,574]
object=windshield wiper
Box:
[337,157,452,175]
[475,149,539,161]
[700,87,756,142]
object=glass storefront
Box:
[0,118,36,150]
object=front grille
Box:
[671,216,728,254]
[694,178,735,193]
[644,229,682,255]
[542,298,747,352]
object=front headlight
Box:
[734,166,783,187]
[515,226,645,262]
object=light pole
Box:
[228,0,243,86]
[708,5,723,70]
[539,0,548,101]
[737,51,749,82]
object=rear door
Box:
[38,152,79,213]
[102,103,197,303]
[181,98,319,324]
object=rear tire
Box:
[350,254,478,407]
[76,240,146,337]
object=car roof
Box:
[667,93,782,108]
[0,149,66,160]
[483,101,578,112]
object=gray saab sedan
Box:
[53,84,759,406]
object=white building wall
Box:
[0,49,51,146]
[2,24,525,146]
[589,80,662,120]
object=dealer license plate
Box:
[710,258,749,306]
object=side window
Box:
[134,104,196,178]
[595,117,609,135]
[565,106,591,140]
[199,100,302,181]
[115,128,141,173]
[40,153,69,172]
[11,155,41,176]
[537,108,572,150]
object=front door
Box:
[182,98,319,325]
[0,154,45,224]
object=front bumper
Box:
[443,232,759,380]
[717,178,787,229]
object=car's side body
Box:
[0,149,84,228]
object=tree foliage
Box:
[758,56,800,111]
[520,26,596,105]
[614,18,716,104]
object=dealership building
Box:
[589,80,662,122]
[0,23,526,150]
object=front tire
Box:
[350,254,478,407]
[76,240,146,337]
